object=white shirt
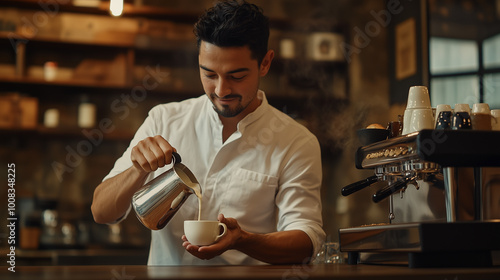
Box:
[103,91,325,265]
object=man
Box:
[91,0,325,265]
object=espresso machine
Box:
[339,129,500,268]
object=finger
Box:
[140,144,159,171]
[153,135,175,164]
[198,242,222,252]
[138,136,172,171]
[132,138,161,171]
[198,243,224,258]
[131,146,153,173]
[183,243,218,260]
[218,213,225,222]
[218,214,237,229]
[186,244,201,253]
[148,143,166,168]
[188,247,214,259]
[180,238,200,251]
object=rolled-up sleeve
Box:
[275,135,325,258]
[100,106,162,223]
[102,106,163,182]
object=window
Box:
[483,34,500,109]
[483,34,500,69]
[484,73,500,108]
[431,75,479,106]
[430,38,478,74]
[429,34,500,109]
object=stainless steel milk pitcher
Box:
[132,152,201,230]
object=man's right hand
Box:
[92,135,175,224]
[131,135,176,174]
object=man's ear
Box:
[259,50,274,77]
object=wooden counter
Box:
[3,264,500,280]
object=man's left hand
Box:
[182,213,242,260]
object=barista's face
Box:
[198,41,273,119]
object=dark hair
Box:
[194,0,270,65]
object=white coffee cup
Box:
[402,108,414,135]
[472,103,491,114]
[184,220,227,246]
[406,86,431,109]
[434,104,452,125]
[454,103,471,114]
[409,108,434,133]
[491,109,500,131]
[470,103,492,130]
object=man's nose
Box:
[215,79,231,98]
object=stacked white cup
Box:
[402,86,434,134]
[454,103,471,114]
[471,103,491,130]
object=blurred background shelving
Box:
[0,0,352,265]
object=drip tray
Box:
[339,221,500,268]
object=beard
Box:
[209,93,246,118]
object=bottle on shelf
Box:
[78,95,96,128]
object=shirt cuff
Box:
[285,223,326,261]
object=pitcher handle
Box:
[172,151,182,164]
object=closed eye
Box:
[231,75,246,81]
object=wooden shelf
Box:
[40,127,135,141]
[0,126,135,141]
[1,76,128,89]
[0,31,197,53]
[0,32,130,49]
[0,76,131,94]
[0,0,302,29]
[273,58,347,72]
[0,76,203,98]
[0,0,201,22]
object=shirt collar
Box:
[204,90,270,131]
[237,90,269,131]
